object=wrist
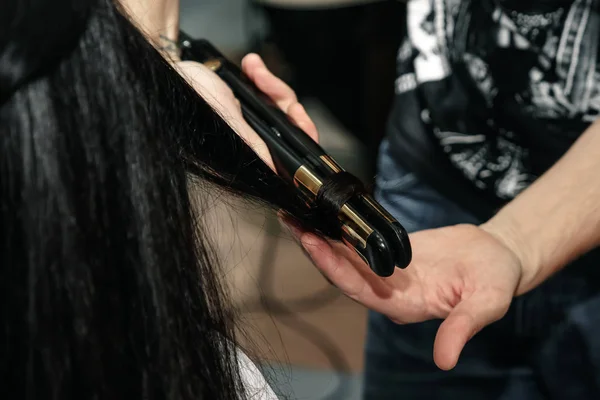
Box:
[479,214,541,296]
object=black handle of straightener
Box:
[180,37,330,174]
[352,196,412,270]
[241,103,301,182]
[179,34,413,275]
[244,103,403,276]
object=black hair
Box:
[0,0,333,398]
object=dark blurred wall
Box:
[252,1,407,175]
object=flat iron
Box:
[179,32,411,277]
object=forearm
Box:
[482,119,600,296]
[117,0,180,57]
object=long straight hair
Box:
[0,0,331,398]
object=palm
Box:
[297,223,522,370]
[174,55,318,172]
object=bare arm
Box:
[483,119,600,295]
[291,117,600,370]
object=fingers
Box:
[242,54,296,111]
[300,234,365,296]
[297,231,396,308]
[241,54,319,142]
[286,103,319,142]
[278,217,430,327]
[277,214,370,299]
[433,292,511,371]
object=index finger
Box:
[241,54,319,142]
[241,53,297,112]
[297,232,397,307]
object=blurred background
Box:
[181,1,407,398]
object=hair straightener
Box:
[178,32,411,277]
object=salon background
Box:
[181,0,406,399]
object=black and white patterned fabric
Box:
[386,0,599,211]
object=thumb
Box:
[433,292,510,371]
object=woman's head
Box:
[0,0,318,398]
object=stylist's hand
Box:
[175,47,524,371]
[174,54,318,171]
[241,54,319,144]
[175,52,524,371]
[285,221,524,371]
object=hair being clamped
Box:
[178,32,412,277]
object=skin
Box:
[120,0,600,372]
[118,0,317,170]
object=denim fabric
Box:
[362,140,600,400]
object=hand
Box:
[174,54,318,171]
[175,48,522,371]
[285,221,524,371]
[124,0,319,166]
[241,54,318,144]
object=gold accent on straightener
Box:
[293,165,322,197]
[203,59,223,72]
[339,204,372,248]
[361,194,398,224]
[293,165,374,248]
[341,234,370,265]
[320,155,344,173]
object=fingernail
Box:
[296,103,307,114]
[287,222,303,240]
[300,233,320,249]
[277,211,302,240]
